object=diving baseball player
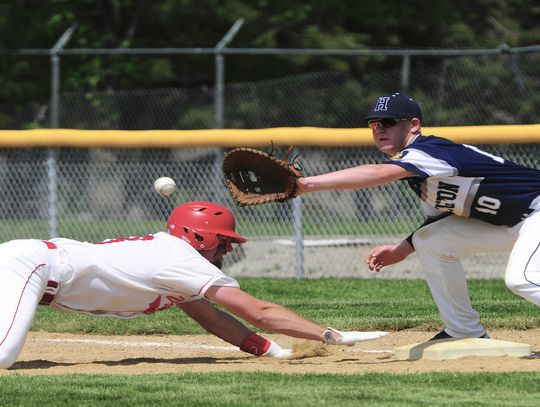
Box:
[296,92,540,340]
[0,201,387,369]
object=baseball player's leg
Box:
[505,210,540,306]
[0,240,49,368]
[412,215,516,338]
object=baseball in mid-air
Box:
[153,177,177,197]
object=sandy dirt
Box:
[2,329,539,375]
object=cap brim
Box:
[216,230,247,243]
[363,112,402,122]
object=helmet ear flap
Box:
[174,227,219,252]
[192,231,219,251]
[198,232,220,251]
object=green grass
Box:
[13,279,540,406]
[32,279,540,335]
[1,372,539,407]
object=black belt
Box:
[39,240,59,306]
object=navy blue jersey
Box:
[385,135,540,226]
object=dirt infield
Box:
[2,329,539,375]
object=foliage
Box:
[0,1,539,128]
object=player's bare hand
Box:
[365,243,411,272]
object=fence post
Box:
[400,54,411,93]
[48,23,78,239]
[214,18,244,129]
[293,196,304,279]
[435,59,449,125]
[497,43,526,94]
[292,146,304,279]
[212,19,244,201]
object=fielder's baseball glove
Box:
[222,147,303,205]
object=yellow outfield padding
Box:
[424,124,540,145]
[0,127,370,148]
[0,124,539,148]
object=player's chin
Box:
[377,144,397,156]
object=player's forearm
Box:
[178,301,292,358]
[397,239,416,256]
[200,310,254,346]
[245,303,325,341]
[297,164,408,194]
[178,300,252,346]
[206,286,324,341]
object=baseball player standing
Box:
[0,201,387,369]
[295,92,540,340]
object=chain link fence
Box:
[5,45,539,129]
[53,52,540,129]
[2,45,539,278]
[1,143,538,279]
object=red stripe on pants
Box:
[0,263,45,347]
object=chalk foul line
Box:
[36,338,238,351]
[35,338,394,354]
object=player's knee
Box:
[504,273,540,306]
[504,270,530,295]
[505,270,517,290]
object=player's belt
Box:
[39,240,60,306]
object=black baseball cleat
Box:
[429,329,490,341]
[429,330,453,340]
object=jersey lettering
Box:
[390,135,540,226]
[144,295,185,314]
[435,181,460,210]
[96,235,155,245]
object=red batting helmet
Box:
[167,201,247,252]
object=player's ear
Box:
[410,117,421,134]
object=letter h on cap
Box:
[374,97,390,112]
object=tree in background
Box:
[0,0,538,128]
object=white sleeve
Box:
[399,148,458,178]
[153,242,240,303]
[194,276,240,302]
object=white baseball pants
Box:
[412,210,540,338]
[0,240,56,368]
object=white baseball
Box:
[153,177,176,197]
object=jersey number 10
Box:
[475,196,501,215]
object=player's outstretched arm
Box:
[177,298,291,358]
[205,286,388,344]
[205,286,325,341]
[295,164,414,196]
[177,297,253,345]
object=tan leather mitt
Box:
[222,148,303,205]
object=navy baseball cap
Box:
[364,93,422,122]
